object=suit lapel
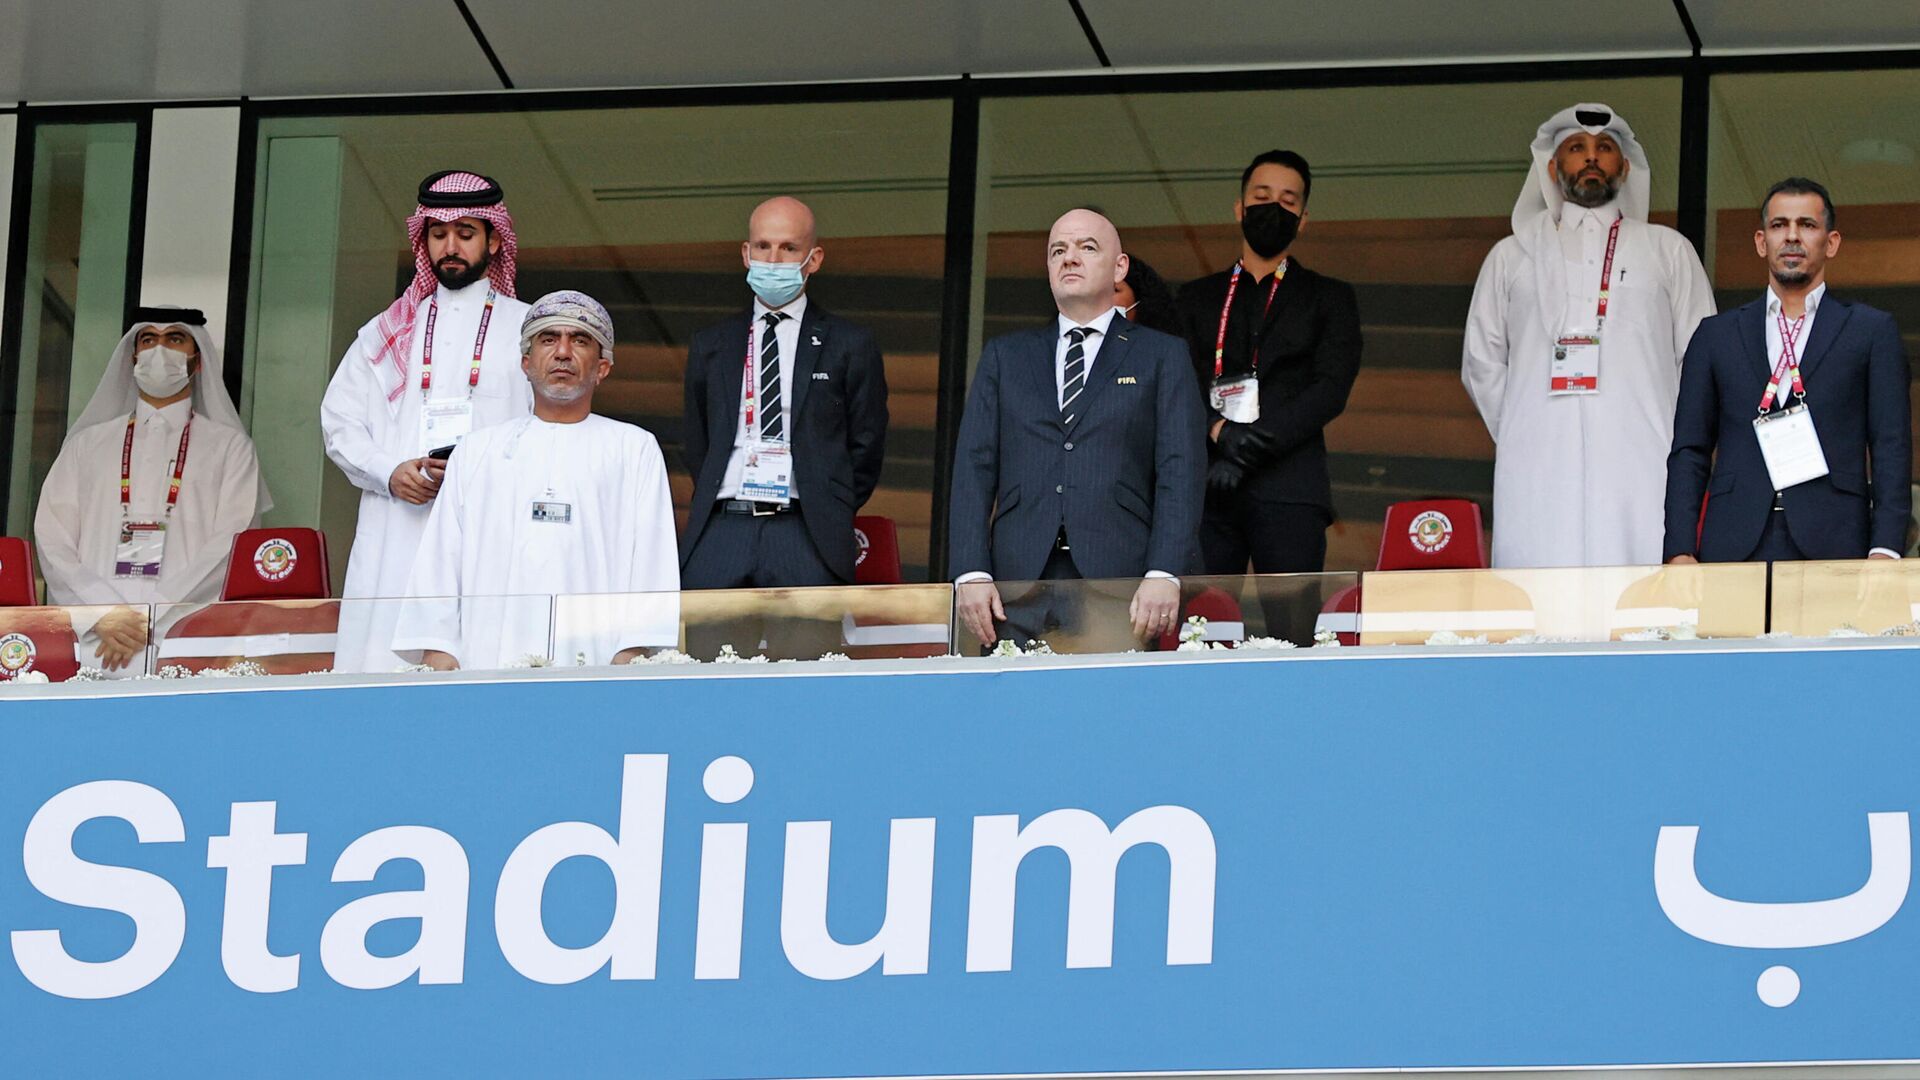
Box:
[1255,263,1304,374]
[1738,300,1770,383]
[1795,296,1849,384]
[1066,317,1131,435]
[718,313,750,425]
[1026,322,1065,429]
[789,303,827,417]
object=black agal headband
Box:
[416,170,505,208]
[131,306,206,327]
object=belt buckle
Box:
[751,501,778,517]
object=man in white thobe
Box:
[1463,103,1715,568]
[321,170,533,671]
[35,307,269,673]
[394,291,680,670]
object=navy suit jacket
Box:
[1664,293,1911,561]
[948,315,1206,582]
[681,302,889,582]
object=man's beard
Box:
[537,376,591,404]
[433,247,492,289]
[1559,169,1623,209]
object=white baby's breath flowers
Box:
[630,649,700,665]
[392,662,437,674]
[712,645,770,664]
[816,651,852,662]
[1237,636,1297,651]
[1312,628,1343,647]
[8,670,50,684]
[1424,630,1489,646]
[506,654,552,669]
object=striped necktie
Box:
[1061,326,1092,426]
[758,311,788,439]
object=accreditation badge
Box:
[1209,375,1260,423]
[421,399,475,456]
[115,520,167,578]
[1753,404,1830,491]
[1550,336,1600,395]
[739,439,794,505]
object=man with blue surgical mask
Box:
[35,308,270,673]
[680,196,890,659]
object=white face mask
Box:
[133,346,193,398]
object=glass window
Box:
[242,100,952,587]
[974,79,1683,571]
[5,121,139,538]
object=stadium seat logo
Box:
[1409,510,1454,554]
[0,632,36,676]
[253,538,297,582]
[853,527,870,567]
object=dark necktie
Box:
[759,311,787,439]
[1061,327,1091,426]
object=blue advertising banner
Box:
[3,644,1919,1076]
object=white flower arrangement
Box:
[1177,616,1210,651]
[1620,622,1699,643]
[712,645,770,664]
[1878,621,1920,637]
[393,662,437,673]
[1829,624,1872,638]
[8,671,50,684]
[630,649,699,665]
[1503,633,1578,645]
[1312,628,1343,647]
[1424,630,1490,646]
[816,651,852,662]
[69,667,109,681]
[1235,636,1297,651]
[989,639,1054,658]
[506,654,552,669]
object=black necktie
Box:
[1061,327,1091,426]
[759,311,787,439]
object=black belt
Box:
[720,498,794,516]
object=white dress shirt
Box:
[956,307,1174,586]
[718,293,807,500]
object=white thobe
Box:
[321,280,533,672]
[1463,204,1714,568]
[392,414,681,670]
[34,398,264,671]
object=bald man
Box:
[681,196,890,659]
[949,208,1206,651]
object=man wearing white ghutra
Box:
[1463,103,1715,568]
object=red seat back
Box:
[223,528,331,601]
[0,537,39,607]
[1377,500,1489,572]
[0,607,79,681]
[853,516,903,586]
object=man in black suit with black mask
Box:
[1175,149,1363,583]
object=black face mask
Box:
[1240,202,1301,259]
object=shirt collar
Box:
[435,278,493,306]
[1766,282,1827,318]
[753,293,808,324]
[1557,200,1620,229]
[135,397,192,424]
[1057,307,1118,340]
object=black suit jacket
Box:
[948,315,1206,582]
[1664,293,1911,561]
[681,301,889,582]
[1174,260,1363,507]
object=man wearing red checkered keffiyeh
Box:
[320,169,535,672]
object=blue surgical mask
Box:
[746,257,811,308]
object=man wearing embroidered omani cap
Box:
[321,170,534,671]
[1463,104,1714,568]
[394,291,680,670]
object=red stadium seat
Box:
[151,529,338,675]
[1316,500,1491,644]
[853,516,903,586]
[1156,586,1245,650]
[0,607,80,682]
[0,537,40,606]
[222,528,331,600]
[1376,499,1489,572]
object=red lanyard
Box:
[1213,260,1285,379]
[1760,308,1808,413]
[1594,216,1623,326]
[744,321,762,432]
[121,410,193,517]
[420,288,497,393]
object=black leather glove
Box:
[1215,422,1277,468]
[1207,456,1247,494]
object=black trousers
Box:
[1200,494,1331,642]
[682,508,846,660]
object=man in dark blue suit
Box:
[950,208,1206,648]
[1665,178,1910,564]
[681,196,889,657]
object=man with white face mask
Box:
[34,307,269,672]
[679,195,889,659]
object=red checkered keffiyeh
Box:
[368,171,518,401]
